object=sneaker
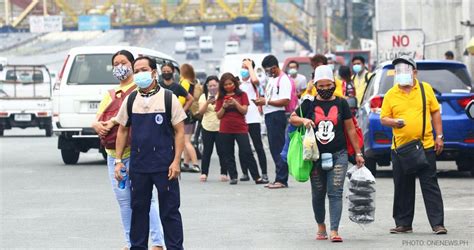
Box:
[255,178,269,184]
[180,163,191,172]
[432,225,447,234]
[389,226,413,234]
[229,179,238,185]
[190,165,201,173]
[262,174,269,182]
[239,174,250,181]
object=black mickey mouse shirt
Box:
[295,97,352,153]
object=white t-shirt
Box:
[292,73,308,93]
[240,79,262,124]
[263,73,292,115]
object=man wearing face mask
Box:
[255,55,292,189]
[239,58,268,182]
[351,56,371,106]
[287,60,308,98]
[380,56,447,235]
[114,56,187,249]
[158,62,194,111]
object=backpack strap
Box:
[419,81,426,142]
[164,89,173,129]
[125,90,138,127]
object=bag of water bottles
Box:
[346,165,376,224]
[303,126,319,161]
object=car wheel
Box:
[365,157,377,177]
[0,127,3,136]
[45,124,53,137]
[61,149,80,165]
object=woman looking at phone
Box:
[198,76,228,182]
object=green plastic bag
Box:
[287,127,314,182]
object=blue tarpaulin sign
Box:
[78,15,111,31]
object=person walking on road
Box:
[239,58,268,182]
[215,73,269,185]
[287,60,308,98]
[351,56,371,106]
[254,55,291,189]
[198,75,228,182]
[179,64,201,173]
[114,56,187,249]
[289,65,365,243]
[92,50,164,250]
[380,56,447,235]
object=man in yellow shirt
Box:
[380,56,447,235]
[351,56,371,105]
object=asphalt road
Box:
[1,128,473,249]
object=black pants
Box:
[129,171,183,250]
[241,123,267,175]
[264,111,288,185]
[201,128,227,176]
[391,149,444,228]
[219,133,261,180]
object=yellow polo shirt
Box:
[353,71,372,105]
[97,82,136,158]
[178,78,191,106]
[380,79,440,149]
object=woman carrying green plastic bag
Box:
[287,126,313,182]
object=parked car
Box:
[53,46,178,164]
[224,41,240,55]
[186,46,200,60]
[233,24,247,39]
[199,36,213,53]
[183,26,198,40]
[0,64,53,136]
[357,60,474,176]
[174,41,186,54]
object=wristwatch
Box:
[356,153,364,157]
[437,134,444,141]
[114,159,122,165]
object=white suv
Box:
[53,46,178,164]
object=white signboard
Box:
[376,29,425,63]
[29,16,63,33]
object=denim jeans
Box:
[107,155,164,247]
[310,149,348,231]
[264,111,288,185]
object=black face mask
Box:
[317,87,336,100]
[162,72,173,81]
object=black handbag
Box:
[393,82,430,174]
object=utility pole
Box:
[316,0,327,53]
[262,0,272,53]
[346,0,353,49]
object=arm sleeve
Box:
[380,91,393,118]
[340,98,353,120]
[294,99,311,118]
[278,76,292,100]
[176,84,189,98]
[115,95,130,126]
[424,83,440,112]
[240,92,249,106]
[96,92,111,116]
[215,98,223,112]
[171,94,187,125]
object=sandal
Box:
[220,175,229,182]
[200,174,207,182]
[330,235,343,243]
[267,182,288,189]
[316,232,328,240]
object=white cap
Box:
[313,65,335,83]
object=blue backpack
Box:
[280,124,298,163]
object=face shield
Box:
[394,63,414,86]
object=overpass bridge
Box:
[1,0,344,52]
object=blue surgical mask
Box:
[394,73,413,86]
[134,72,154,89]
[288,68,298,76]
[352,64,362,74]
[240,69,250,79]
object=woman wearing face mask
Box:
[215,73,269,185]
[198,75,228,182]
[289,65,365,243]
[92,50,164,250]
[159,62,194,111]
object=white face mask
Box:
[394,63,414,86]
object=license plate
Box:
[88,101,100,112]
[14,114,31,122]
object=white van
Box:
[224,41,240,55]
[199,36,213,53]
[53,46,179,164]
[233,24,247,39]
[183,26,198,40]
[0,64,53,136]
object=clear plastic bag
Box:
[303,126,319,161]
[346,165,376,224]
